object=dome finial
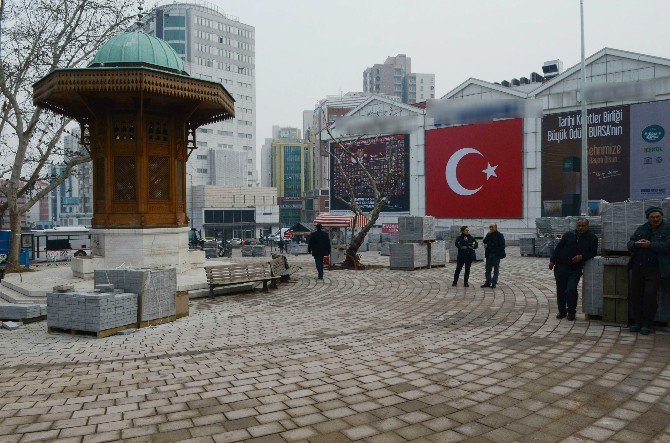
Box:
[135,0,146,32]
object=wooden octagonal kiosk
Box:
[33,32,234,272]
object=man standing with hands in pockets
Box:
[549,218,599,321]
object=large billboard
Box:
[541,105,630,216]
[425,119,523,219]
[630,100,670,199]
[329,134,410,212]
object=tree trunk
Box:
[343,200,387,268]
[6,204,23,272]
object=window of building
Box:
[198,128,214,134]
[169,43,185,54]
[196,141,208,147]
[164,29,185,41]
[164,15,185,27]
[196,154,207,160]
[197,168,208,174]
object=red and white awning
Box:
[313,213,368,228]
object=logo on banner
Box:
[642,124,665,142]
[445,148,498,196]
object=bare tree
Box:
[322,115,407,269]
[0,0,134,270]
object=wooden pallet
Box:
[600,250,631,257]
[390,265,430,271]
[48,323,136,338]
[584,313,602,321]
[138,315,177,328]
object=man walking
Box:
[482,224,505,288]
[549,218,599,321]
[308,224,331,280]
[627,207,670,335]
[453,226,478,287]
[278,237,286,254]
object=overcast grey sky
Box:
[184,0,670,144]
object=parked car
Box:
[229,238,243,247]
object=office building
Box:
[363,54,435,104]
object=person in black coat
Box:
[453,226,478,287]
[481,223,505,288]
[308,224,332,280]
[549,218,599,321]
[627,207,670,335]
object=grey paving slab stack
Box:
[430,241,446,266]
[0,303,42,321]
[398,216,436,242]
[252,245,267,257]
[601,199,670,252]
[94,268,176,323]
[534,237,558,258]
[389,243,428,270]
[241,245,254,257]
[380,242,393,256]
[47,289,138,332]
[582,256,630,317]
[519,237,536,255]
[367,242,380,252]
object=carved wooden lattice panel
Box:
[147,120,169,142]
[113,119,135,141]
[176,160,183,206]
[114,156,136,201]
[94,158,105,202]
[148,156,170,201]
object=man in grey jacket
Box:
[627,206,670,335]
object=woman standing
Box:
[453,226,478,287]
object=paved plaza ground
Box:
[1,250,669,443]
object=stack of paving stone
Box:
[430,241,447,267]
[94,268,176,323]
[0,303,43,321]
[390,217,435,270]
[519,237,536,255]
[203,240,218,259]
[601,199,670,252]
[582,256,630,317]
[47,284,138,332]
[536,216,603,237]
[251,245,266,257]
[534,237,559,257]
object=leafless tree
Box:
[0,0,134,270]
[321,112,407,269]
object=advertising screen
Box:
[329,134,410,212]
[629,100,670,199]
[425,119,523,219]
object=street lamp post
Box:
[579,0,589,216]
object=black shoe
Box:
[640,327,652,335]
[556,313,566,319]
[452,282,457,287]
[490,284,496,289]
[630,324,641,333]
[567,313,575,321]
[481,283,490,288]
[318,276,323,280]
[464,282,469,287]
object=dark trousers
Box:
[630,265,661,328]
[453,258,472,284]
[485,256,500,285]
[314,255,325,278]
[554,265,582,315]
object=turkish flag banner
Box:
[426,119,523,219]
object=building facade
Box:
[190,185,279,239]
[363,54,435,104]
[143,2,258,189]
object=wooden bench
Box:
[205,263,276,298]
[269,254,301,282]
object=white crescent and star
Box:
[445,148,498,196]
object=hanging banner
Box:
[541,105,630,216]
[629,100,670,199]
[425,119,523,219]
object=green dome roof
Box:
[89,32,185,74]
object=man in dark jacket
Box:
[308,224,331,280]
[549,218,599,321]
[453,226,478,287]
[627,207,670,335]
[482,224,505,288]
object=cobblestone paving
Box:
[1,251,670,442]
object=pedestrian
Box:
[453,226,478,287]
[627,206,670,335]
[481,223,506,288]
[549,218,599,321]
[278,237,285,254]
[308,224,331,280]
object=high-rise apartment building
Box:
[142,2,258,190]
[363,54,435,104]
